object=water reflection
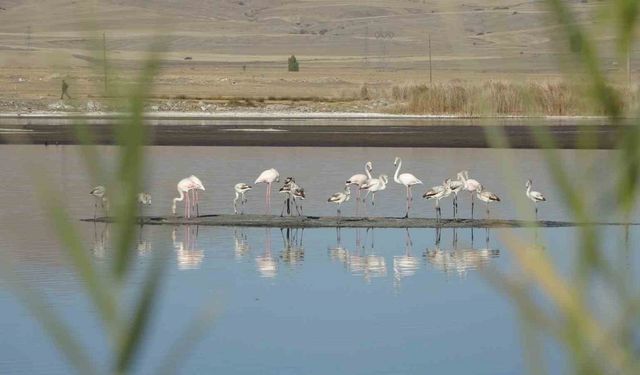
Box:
[280,228,305,268]
[393,229,421,287]
[172,226,204,270]
[137,225,152,256]
[256,229,277,278]
[345,228,387,282]
[425,228,500,279]
[91,222,110,259]
[233,228,251,260]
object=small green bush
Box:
[288,55,299,72]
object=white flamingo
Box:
[278,177,297,216]
[328,185,351,220]
[393,157,423,218]
[292,186,306,216]
[361,174,388,209]
[447,175,465,218]
[255,168,280,214]
[459,170,481,218]
[346,161,373,213]
[188,175,205,217]
[90,185,109,219]
[172,177,197,218]
[233,183,252,214]
[525,179,546,218]
[137,192,151,218]
[476,184,501,218]
[423,179,452,221]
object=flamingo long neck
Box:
[365,163,372,179]
[394,159,402,183]
[526,184,531,195]
[172,189,185,213]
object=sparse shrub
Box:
[288,55,299,72]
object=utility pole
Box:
[428,33,432,85]
[627,43,631,88]
[103,32,108,93]
[364,25,369,68]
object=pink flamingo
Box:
[393,157,423,218]
[188,175,205,217]
[458,170,481,218]
[346,161,373,215]
[255,168,280,214]
[172,177,198,218]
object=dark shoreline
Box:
[0,115,627,148]
[82,214,637,228]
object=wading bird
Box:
[447,176,465,218]
[476,184,501,218]
[90,185,108,219]
[361,174,388,210]
[423,179,452,221]
[255,168,280,214]
[233,183,252,214]
[525,179,546,218]
[328,185,351,220]
[346,161,373,213]
[188,175,205,217]
[279,177,297,216]
[459,171,481,218]
[172,177,197,218]
[393,157,423,218]
[137,192,151,218]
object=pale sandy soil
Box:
[0,0,630,113]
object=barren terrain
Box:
[0,0,630,113]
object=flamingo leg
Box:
[195,190,199,217]
[404,186,410,218]
[94,200,98,219]
[535,205,538,220]
[471,193,475,219]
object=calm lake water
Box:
[0,145,636,374]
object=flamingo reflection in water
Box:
[91,222,110,259]
[280,228,304,268]
[256,228,277,278]
[172,226,204,270]
[137,224,152,256]
[424,228,500,279]
[393,228,421,289]
[328,227,350,266]
[348,228,387,282]
[233,228,251,261]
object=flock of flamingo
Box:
[90,156,547,220]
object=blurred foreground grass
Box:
[1,1,640,374]
[487,1,640,375]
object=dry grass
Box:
[389,80,639,116]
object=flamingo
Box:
[458,170,481,218]
[346,161,373,214]
[255,168,280,214]
[476,184,501,218]
[361,174,388,209]
[137,192,151,218]
[447,175,465,218]
[188,175,205,217]
[393,157,423,218]
[292,186,306,216]
[279,178,306,216]
[423,179,452,221]
[172,177,196,218]
[328,185,351,220]
[90,185,109,219]
[233,183,252,214]
[278,177,296,216]
[525,179,546,218]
